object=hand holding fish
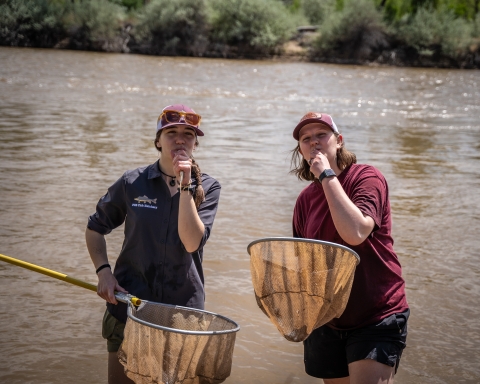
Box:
[171,149,192,185]
[308,151,331,179]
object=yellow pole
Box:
[0,253,97,292]
[0,253,141,306]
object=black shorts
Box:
[304,309,409,379]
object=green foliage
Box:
[411,0,439,10]
[376,0,413,21]
[111,0,144,11]
[290,0,302,12]
[395,5,472,57]
[281,0,307,12]
[0,0,66,47]
[312,0,389,60]
[0,0,478,66]
[301,0,336,25]
[67,0,125,45]
[279,0,302,12]
[133,0,208,56]
[207,0,298,53]
[473,11,480,36]
[376,0,480,20]
[443,0,480,19]
[335,0,344,11]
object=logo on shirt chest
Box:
[132,195,158,209]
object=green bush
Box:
[279,0,302,12]
[312,0,389,61]
[440,0,479,20]
[395,6,472,57]
[376,0,479,21]
[132,0,209,56]
[117,0,144,10]
[301,0,336,25]
[375,0,412,21]
[66,0,126,51]
[0,0,66,47]
[207,0,299,55]
[473,11,480,37]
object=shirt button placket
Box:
[160,201,170,245]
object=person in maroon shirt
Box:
[291,112,409,384]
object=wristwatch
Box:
[178,184,195,195]
[318,169,337,183]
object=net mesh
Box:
[248,238,359,342]
[118,302,238,384]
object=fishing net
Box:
[118,301,239,384]
[0,254,239,384]
[248,237,360,342]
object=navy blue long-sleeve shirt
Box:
[87,160,221,323]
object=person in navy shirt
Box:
[86,104,220,384]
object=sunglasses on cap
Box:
[158,110,202,127]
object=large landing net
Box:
[248,237,359,342]
[0,253,239,384]
[118,300,239,384]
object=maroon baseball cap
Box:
[157,104,204,136]
[293,112,339,140]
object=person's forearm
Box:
[322,178,374,246]
[85,227,109,268]
[178,193,205,253]
[86,227,125,304]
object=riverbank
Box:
[7,30,480,70]
[1,0,480,69]
[279,34,480,69]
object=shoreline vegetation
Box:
[1,0,480,69]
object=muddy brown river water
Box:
[0,47,479,384]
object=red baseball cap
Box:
[293,112,339,140]
[157,104,204,136]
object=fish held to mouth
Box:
[171,148,186,159]
[308,149,322,164]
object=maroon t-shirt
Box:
[293,164,408,330]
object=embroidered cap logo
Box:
[301,112,322,122]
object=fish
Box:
[134,195,157,204]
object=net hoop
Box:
[247,237,360,265]
[127,301,241,336]
[248,236,360,342]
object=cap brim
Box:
[293,118,332,140]
[158,121,204,136]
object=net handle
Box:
[0,253,141,305]
[247,237,360,265]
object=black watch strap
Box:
[177,185,195,195]
[319,169,337,183]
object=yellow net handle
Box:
[0,253,141,306]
